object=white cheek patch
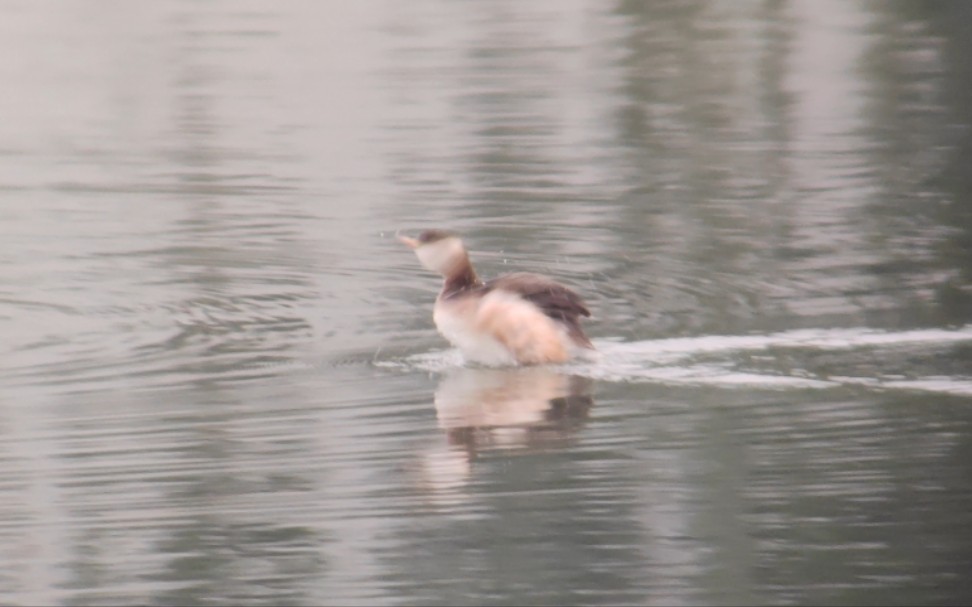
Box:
[416,238,463,275]
[415,244,443,272]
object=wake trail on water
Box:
[387,325,972,396]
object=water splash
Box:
[384,325,972,396]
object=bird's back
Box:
[483,272,593,349]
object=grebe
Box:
[399,230,595,365]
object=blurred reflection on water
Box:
[434,367,593,453]
[1,0,971,605]
[416,367,593,506]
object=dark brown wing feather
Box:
[485,272,590,318]
[483,272,594,348]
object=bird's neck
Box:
[441,256,481,297]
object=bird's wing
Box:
[483,272,591,321]
[473,289,571,364]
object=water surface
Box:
[2,1,972,605]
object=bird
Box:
[398,229,595,366]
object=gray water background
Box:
[2,1,972,605]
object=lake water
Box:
[2,1,972,605]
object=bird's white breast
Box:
[433,290,576,366]
[433,296,517,366]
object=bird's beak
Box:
[397,234,419,249]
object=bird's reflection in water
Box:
[419,366,594,500]
[436,366,594,452]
